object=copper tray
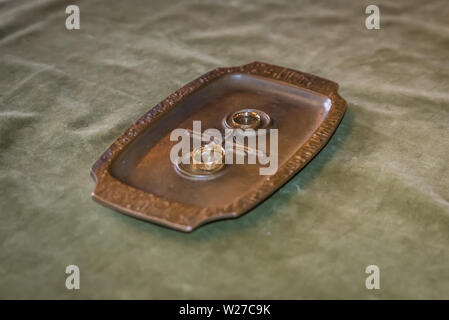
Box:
[91,62,346,232]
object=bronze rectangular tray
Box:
[91,62,346,232]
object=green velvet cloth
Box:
[1,0,448,299]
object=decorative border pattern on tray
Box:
[91,61,347,232]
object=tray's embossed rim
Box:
[91,61,347,232]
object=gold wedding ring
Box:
[231,110,261,130]
[191,143,225,172]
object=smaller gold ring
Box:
[231,111,261,130]
[191,144,225,172]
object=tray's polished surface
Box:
[91,62,347,232]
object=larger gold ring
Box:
[231,111,261,130]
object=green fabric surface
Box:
[1,0,448,299]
